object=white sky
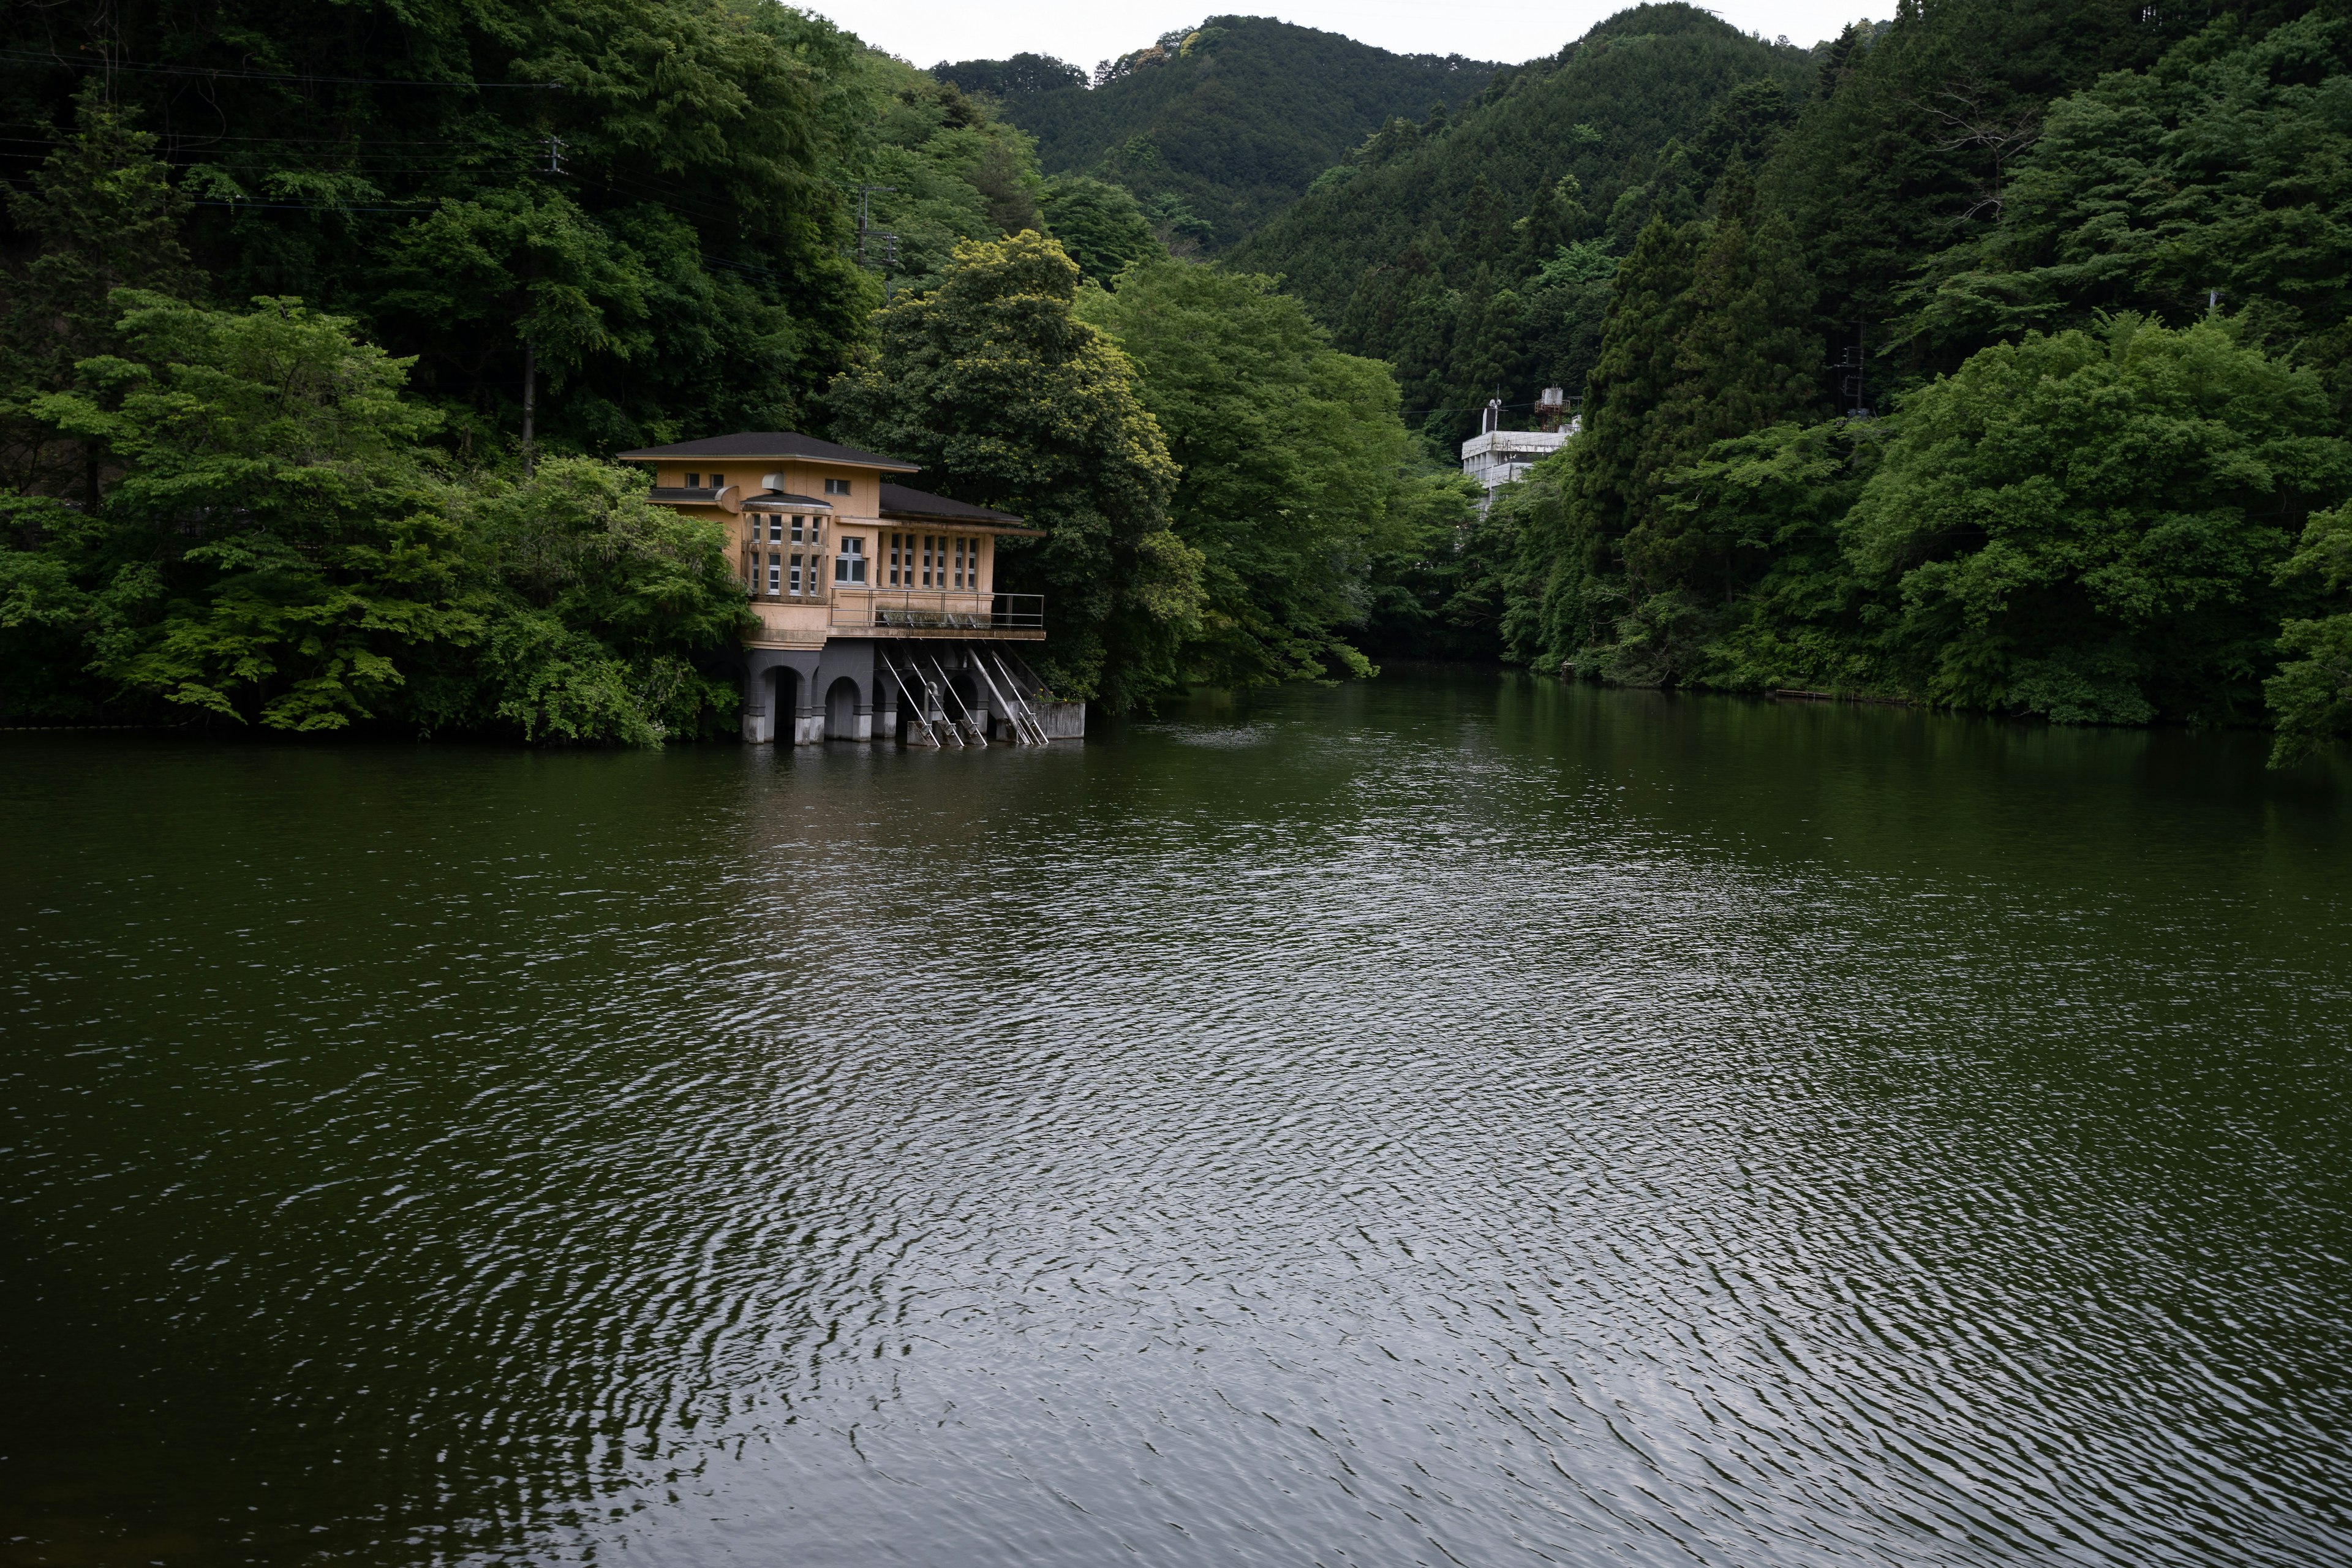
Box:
[805,2,1881,72]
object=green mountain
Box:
[935,17,1502,251]
[1229,5,1812,324]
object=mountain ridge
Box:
[936,16,1504,250]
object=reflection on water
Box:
[3,671,2348,1567]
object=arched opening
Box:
[825,676,861,740]
[770,665,800,742]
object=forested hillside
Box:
[935,18,1499,251]
[1226,5,1810,441]
[1369,0,2352,765]
[6,0,2351,764]
[0,1,1453,737]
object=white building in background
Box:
[1461,389,1578,509]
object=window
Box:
[789,554,802,596]
[835,536,866,584]
[888,532,905,586]
[790,515,804,544]
[766,516,782,543]
[922,535,937,587]
[766,553,780,595]
[823,477,851,497]
[708,472,725,491]
[685,472,701,489]
[955,537,970,589]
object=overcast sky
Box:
[805,2,1882,74]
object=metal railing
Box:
[832,591,1044,633]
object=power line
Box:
[0,47,563,89]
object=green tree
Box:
[375,186,656,460]
[827,232,1202,710]
[1907,10,2352,411]
[1039,176,1164,283]
[1077,258,1417,684]
[28,293,476,730]
[424,457,748,744]
[2266,503,2352,764]
[1844,315,2352,723]
[1,85,203,504]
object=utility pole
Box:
[850,183,899,299]
[1831,318,1872,420]
[521,134,565,479]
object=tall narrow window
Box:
[836,536,866,584]
[766,553,780,595]
[767,516,782,543]
[791,516,804,543]
[790,554,802,596]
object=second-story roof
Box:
[617,431,919,472]
[878,483,1041,535]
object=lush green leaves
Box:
[944,18,1501,251]
[28,293,469,729]
[1077,259,1417,684]
[828,233,1201,711]
[1845,315,2350,722]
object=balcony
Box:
[831,591,1046,639]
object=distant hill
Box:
[935,17,1502,251]
[1227,5,1814,325]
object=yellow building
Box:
[621,432,1077,747]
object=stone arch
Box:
[769,665,800,738]
[825,676,862,739]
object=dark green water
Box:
[4,669,2348,1567]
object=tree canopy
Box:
[827,233,1201,712]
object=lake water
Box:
[4,669,2349,1567]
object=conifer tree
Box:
[1,85,202,503]
[1623,170,1819,596]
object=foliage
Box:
[1842,316,2350,723]
[827,233,1202,711]
[941,16,1500,250]
[2266,505,2352,763]
[22,292,472,730]
[1076,258,1423,684]
[1,291,745,741]
[1233,7,1812,324]
[1904,10,2352,411]
[1038,176,1165,284]
[0,0,1065,466]
[1,85,202,502]
[432,458,749,744]
[1501,190,1819,680]
[1763,0,2206,371]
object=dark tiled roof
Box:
[878,483,1038,532]
[616,431,918,470]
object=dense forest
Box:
[0,1,1450,736]
[936,18,1499,252]
[4,1,2351,763]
